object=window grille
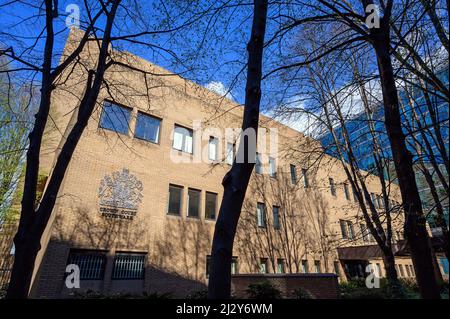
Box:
[112,253,145,279]
[67,250,106,280]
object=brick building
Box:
[22,29,446,298]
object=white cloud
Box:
[205,81,234,100]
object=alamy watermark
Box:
[65,264,80,289]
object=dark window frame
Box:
[99,100,132,135]
[168,184,183,216]
[187,188,201,218]
[134,111,162,144]
[111,252,146,280]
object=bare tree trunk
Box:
[208,0,268,299]
[372,35,441,299]
[6,1,121,299]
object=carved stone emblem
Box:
[98,168,143,220]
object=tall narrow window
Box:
[231,257,238,275]
[276,259,285,274]
[348,221,355,239]
[376,195,383,209]
[302,168,309,188]
[360,223,369,243]
[257,202,266,228]
[255,152,262,174]
[301,260,308,273]
[314,260,321,273]
[344,183,350,201]
[173,125,193,154]
[329,178,336,196]
[273,206,280,230]
[112,253,145,279]
[352,185,358,202]
[99,101,131,135]
[405,264,411,277]
[398,264,405,277]
[370,193,377,208]
[205,192,217,220]
[269,157,277,178]
[187,188,200,218]
[226,142,235,165]
[290,164,297,184]
[208,136,219,161]
[340,219,348,239]
[259,258,268,274]
[168,184,183,215]
[134,112,161,143]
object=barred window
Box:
[67,250,106,280]
[112,253,146,279]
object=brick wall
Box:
[231,274,339,299]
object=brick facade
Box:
[22,29,445,299]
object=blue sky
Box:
[0,0,257,105]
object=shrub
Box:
[186,289,208,299]
[71,289,172,299]
[246,281,282,299]
[292,287,314,299]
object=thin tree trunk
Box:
[208,0,268,299]
[6,1,120,299]
[382,249,403,297]
[372,36,441,299]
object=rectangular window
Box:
[348,221,355,239]
[67,250,106,280]
[302,168,309,188]
[360,223,370,243]
[340,219,348,239]
[276,259,285,274]
[99,101,131,135]
[301,260,308,273]
[405,264,411,277]
[231,257,238,275]
[187,188,201,218]
[208,136,219,161]
[173,125,193,154]
[352,185,358,202]
[329,178,336,196]
[205,192,217,220]
[226,142,235,165]
[257,202,266,228]
[255,153,262,174]
[398,264,405,277]
[370,193,377,208]
[344,183,350,201]
[376,195,383,209]
[290,164,297,184]
[409,265,415,277]
[168,184,183,215]
[269,157,277,178]
[340,220,354,240]
[259,258,268,274]
[134,112,161,143]
[314,260,321,273]
[112,253,145,279]
[273,206,280,230]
